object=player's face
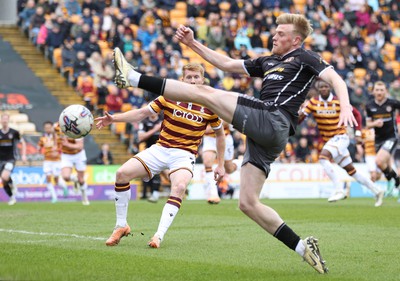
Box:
[272,24,298,56]
[372,84,387,102]
[317,82,331,99]
[1,114,9,127]
[44,123,54,134]
[182,70,204,85]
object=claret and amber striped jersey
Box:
[38,133,62,161]
[302,93,347,142]
[204,123,231,137]
[54,122,83,155]
[149,96,222,155]
[361,128,376,156]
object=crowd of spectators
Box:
[17,0,399,163]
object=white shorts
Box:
[61,150,87,171]
[202,134,235,161]
[323,134,352,167]
[43,160,61,176]
[134,144,196,181]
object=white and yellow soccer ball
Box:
[58,104,94,139]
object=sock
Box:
[127,70,141,87]
[383,167,399,186]
[70,174,78,183]
[273,223,301,253]
[204,169,216,198]
[58,177,67,189]
[295,240,306,257]
[319,159,342,192]
[152,190,160,200]
[47,183,57,201]
[138,75,166,96]
[352,171,380,194]
[155,196,182,240]
[80,182,87,191]
[115,183,131,227]
[3,179,12,196]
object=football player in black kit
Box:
[366,81,400,189]
[112,13,359,274]
[0,113,27,205]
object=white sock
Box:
[128,70,141,87]
[295,240,306,257]
[319,159,342,192]
[152,191,160,200]
[115,189,131,227]
[205,171,218,198]
[70,174,77,183]
[155,198,181,240]
[352,171,380,194]
[58,178,67,189]
[80,182,87,191]
[47,183,57,200]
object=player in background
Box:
[38,121,63,203]
[137,112,163,202]
[299,80,384,206]
[366,81,400,190]
[202,122,237,204]
[55,123,90,205]
[361,128,382,182]
[95,63,226,248]
[0,113,27,205]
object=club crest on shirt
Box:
[284,57,295,63]
[386,106,392,112]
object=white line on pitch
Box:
[0,228,106,241]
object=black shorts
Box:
[232,95,290,176]
[375,138,398,154]
[0,160,16,173]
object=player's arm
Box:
[175,25,246,74]
[320,68,357,127]
[95,106,153,129]
[297,101,310,124]
[214,126,226,182]
[63,138,84,150]
[20,136,27,162]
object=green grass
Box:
[0,198,399,281]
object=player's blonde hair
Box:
[182,63,205,77]
[276,13,313,41]
[372,81,387,91]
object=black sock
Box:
[138,75,166,96]
[383,167,397,181]
[3,179,12,196]
[274,223,301,251]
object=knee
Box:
[171,182,187,197]
[238,197,256,215]
[116,167,131,183]
[375,158,385,169]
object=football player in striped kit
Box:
[299,79,384,206]
[96,63,226,248]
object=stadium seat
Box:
[392,61,400,76]
[383,43,396,61]
[9,113,29,123]
[114,122,126,135]
[321,51,333,63]
[219,2,231,11]
[175,1,187,11]
[121,103,133,112]
[18,122,37,134]
[353,68,367,79]
[170,9,187,19]
[52,47,62,69]
[69,14,81,24]
[261,34,269,49]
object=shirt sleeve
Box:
[302,50,332,76]
[244,57,265,78]
[148,96,164,114]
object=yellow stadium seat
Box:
[392,61,400,76]
[121,103,133,112]
[69,14,81,24]
[384,43,396,61]
[260,34,269,49]
[130,24,139,38]
[219,2,231,11]
[52,47,62,68]
[321,51,333,63]
[175,1,187,11]
[170,9,187,19]
[353,68,367,79]
[114,122,126,135]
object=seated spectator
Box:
[76,72,96,110]
[29,6,46,43]
[77,23,92,42]
[234,29,252,51]
[82,0,98,14]
[46,24,64,61]
[381,62,396,86]
[96,79,109,115]
[84,34,101,57]
[123,34,134,53]
[61,39,76,79]
[206,24,226,51]
[106,85,123,114]
[36,19,53,48]
[65,0,82,16]
[82,7,93,27]
[72,36,86,53]
[295,137,311,163]
[70,18,85,39]
[137,24,158,51]
[19,0,36,33]
[87,52,114,86]
[312,27,327,52]
[96,143,113,165]
[72,51,91,85]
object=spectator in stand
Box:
[206,25,226,51]
[72,51,91,85]
[381,62,396,87]
[77,23,92,42]
[82,0,98,14]
[88,52,114,85]
[61,39,76,78]
[46,24,64,61]
[96,78,109,115]
[29,6,46,43]
[389,79,400,100]
[96,143,114,165]
[84,34,101,58]
[70,18,84,39]
[65,0,82,16]
[106,85,123,114]
[82,7,94,28]
[295,137,311,163]
[19,0,36,31]
[36,19,52,47]
[137,24,158,52]
[366,60,381,84]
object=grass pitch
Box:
[0,198,399,281]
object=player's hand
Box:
[174,25,195,46]
[95,111,114,129]
[338,104,358,128]
[374,119,384,128]
[214,165,225,183]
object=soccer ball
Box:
[59,104,94,139]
